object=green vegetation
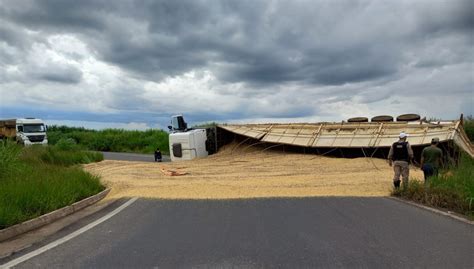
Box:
[47,126,169,154]
[0,141,104,229]
[464,115,474,142]
[392,153,474,219]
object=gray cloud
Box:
[0,0,472,126]
[33,65,83,84]
[0,0,412,86]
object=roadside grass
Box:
[464,116,474,142]
[0,141,104,229]
[392,153,474,219]
[20,139,103,166]
[47,125,169,154]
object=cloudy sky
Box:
[0,0,472,130]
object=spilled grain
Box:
[84,143,423,199]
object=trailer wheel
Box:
[371,115,394,122]
[396,114,421,122]
[347,117,369,123]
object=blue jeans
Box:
[422,164,438,181]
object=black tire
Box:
[371,115,394,122]
[347,117,369,123]
[396,114,421,122]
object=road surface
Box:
[2,197,472,268]
[101,151,170,162]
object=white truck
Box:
[168,115,216,162]
[0,118,48,145]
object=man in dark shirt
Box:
[388,132,414,189]
[154,148,162,162]
[420,137,443,183]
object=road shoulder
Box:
[387,196,473,225]
[0,196,123,260]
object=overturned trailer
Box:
[216,116,473,164]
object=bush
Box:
[55,138,81,151]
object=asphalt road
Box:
[102,151,170,162]
[4,197,472,269]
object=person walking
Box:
[154,148,162,162]
[420,138,443,183]
[388,132,414,189]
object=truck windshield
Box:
[23,124,45,133]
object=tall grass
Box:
[0,140,22,179]
[47,126,169,154]
[0,142,104,229]
[464,116,474,142]
[392,153,474,218]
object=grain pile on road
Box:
[84,143,423,199]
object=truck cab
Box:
[13,118,48,145]
[168,115,208,162]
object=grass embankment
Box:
[0,140,105,229]
[47,125,169,154]
[392,119,474,219]
[392,153,474,219]
[464,116,474,141]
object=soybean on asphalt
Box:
[8,197,473,268]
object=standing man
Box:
[388,132,414,189]
[154,148,162,162]
[420,138,443,183]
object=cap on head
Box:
[399,132,408,139]
[431,137,440,143]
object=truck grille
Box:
[27,135,45,142]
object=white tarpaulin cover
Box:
[218,121,474,157]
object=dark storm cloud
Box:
[0,0,411,86]
[22,63,83,84]
[35,68,82,84]
[1,0,472,87]
[415,0,474,35]
[0,21,29,49]
[1,0,472,126]
[0,0,108,32]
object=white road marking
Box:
[1,197,138,269]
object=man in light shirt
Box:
[388,132,414,189]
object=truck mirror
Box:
[17,126,23,132]
[168,125,172,131]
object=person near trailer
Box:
[420,137,443,184]
[388,132,414,189]
[154,148,162,162]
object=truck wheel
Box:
[371,115,394,122]
[396,114,421,122]
[347,117,369,123]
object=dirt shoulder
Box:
[84,144,424,199]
